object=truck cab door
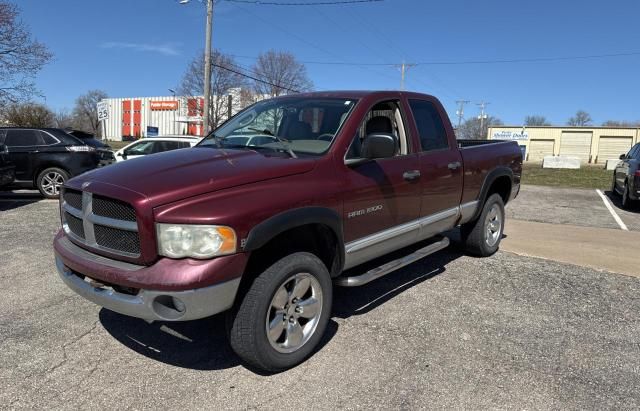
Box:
[406,98,464,238]
[341,99,422,269]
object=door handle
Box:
[403,170,421,181]
[448,161,462,170]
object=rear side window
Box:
[408,100,449,152]
[631,144,640,159]
[5,129,45,147]
[39,131,60,145]
[154,141,187,152]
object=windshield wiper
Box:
[246,127,297,158]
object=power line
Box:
[213,62,301,93]
[224,0,383,5]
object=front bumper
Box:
[54,233,245,321]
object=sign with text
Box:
[146,126,159,137]
[97,101,109,121]
[150,101,179,111]
[492,130,529,141]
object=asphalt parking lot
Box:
[1,189,640,409]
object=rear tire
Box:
[36,167,68,199]
[227,252,332,372]
[622,182,634,209]
[461,193,505,257]
[611,173,619,195]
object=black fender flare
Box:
[471,167,514,221]
[243,207,345,273]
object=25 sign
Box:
[97,101,109,121]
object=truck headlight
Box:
[156,224,237,259]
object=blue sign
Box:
[147,126,159,137]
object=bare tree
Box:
[524,115,550,126]
[567,110,592,127]
[2,102,54,127]
[456,116,503,140]
[251,50,313,97]
[601,120,640,127]
[72,90,108,137]
[54,108,76,129]
[0,2,53,104]
[179,50,248,130]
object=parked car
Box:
[0,143,15,187]
[66,130,116,167]
[613,142,640,208]
[0,127,101,198]
[53,91,522,372]
[114,136,201,162]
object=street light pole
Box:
[202,0,214,136]
[168,88,176,135]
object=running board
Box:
[335,237,450,287]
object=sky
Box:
[16,0,640,126]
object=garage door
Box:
[560,132,592,162]
[597,136,632,163]
[528,140,555,161]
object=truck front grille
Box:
[61,189,141,257]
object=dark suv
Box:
[0,143,15,187]
[613,143,640,208]
[66,130,116,167]
[0,128,102,198]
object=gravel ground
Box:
[1,194,640,409]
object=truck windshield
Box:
[198,97,357,156]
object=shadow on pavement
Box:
[0,190,45,211]
[100,237,466,372]
[604,190,639,213]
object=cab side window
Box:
[346,100,409,159]
[5,129,44,147]
[408,99,449,152]
[630,144,640,159]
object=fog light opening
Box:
[152,295,187,320]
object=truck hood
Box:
[68,147,317,207]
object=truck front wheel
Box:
[461,193,505,257]
[227,252,333,372]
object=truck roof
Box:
[275,90,437,100]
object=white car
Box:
[114,136,202,162]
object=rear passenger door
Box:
[3,129,45,181]
[407,99,463,237]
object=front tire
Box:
[36,167,68,199]
[227,252,332,372]
[622,182,634,209]
[461,193,505,257]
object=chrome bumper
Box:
[55,256,240,322]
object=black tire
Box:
[621,182,633,209]
[461,193,505,257]
[36,167,68,199]
[227,252,333,372]
[611,173,619,195]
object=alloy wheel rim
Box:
[41,172,64,196]
[485,204,502,247]
[266,272,323,354]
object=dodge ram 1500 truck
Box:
[54,91,522,372]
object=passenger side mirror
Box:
[361,133,397,160]
[620,154,627,160]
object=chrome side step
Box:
[335,237,450,287]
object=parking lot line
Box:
[596,189,629,231]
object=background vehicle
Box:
[0,127,101,198]
[66,130,116,167]
[114,136,201,162]
[0,143,15,187]
[613,143,640,208]
[54,91,522,372]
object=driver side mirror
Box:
[361,133,397,160]
[620,154,627,160]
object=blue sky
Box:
[17,0,640,125]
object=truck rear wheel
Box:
[227,252,332,372]
[461,193,505,257]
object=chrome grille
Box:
[64,212,85,239]
[95,224,140,255]
[93,195,136,222]
[63,189,83,210]
[60,191,141,257]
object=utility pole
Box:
[455,100,470,128]
[394,61,417,91]
[202,0,214,136]
[477,101,489,138]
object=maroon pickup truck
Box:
[54,91,521,371]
